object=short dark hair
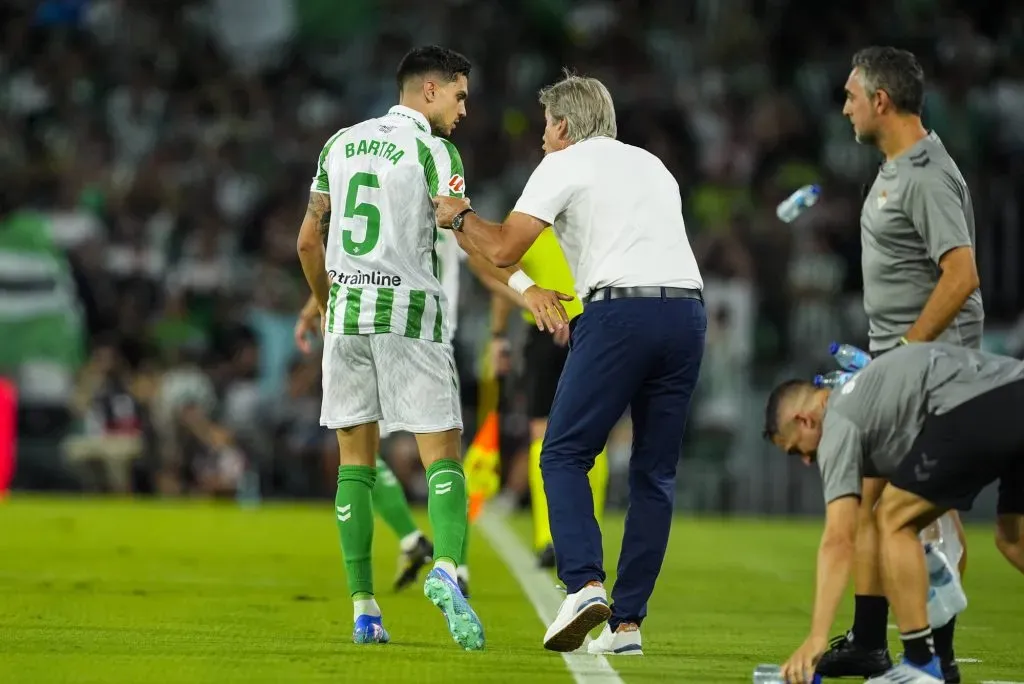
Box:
[762,379,812,441]
[396,46,472,92]
[851,46,925,115]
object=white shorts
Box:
[320,332,463,434]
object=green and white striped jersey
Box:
[311,104,466,344]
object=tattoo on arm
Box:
[306,192,332,241]
[318,209,331,242]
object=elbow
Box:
[296,234,320,256]
[822,530,857,555]
[493,253,518,269]
[963,271,981,294]
[491,243,522,269]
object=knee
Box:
[875,497,915,538]
[995,515,1024,559]
[628,467,674,503]
[539,447,589,475]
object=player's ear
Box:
[423,78,436,103]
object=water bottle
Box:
[830,342,872,372]
[924,544,967,628]
[813,370,854,389]
[776,184,822,223]
[236,463,262,509]
[753,664,821,683]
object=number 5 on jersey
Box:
[343,172,381,256]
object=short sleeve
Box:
[903,171,973,264]
[817,412,865,504]
[419,137,466,198]
[512,153,575,225]
[435,138,466,199]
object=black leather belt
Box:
[584,286,703,304]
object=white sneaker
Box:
[543,583,611,652]
[587,624,643,656]
[865,662,944,683]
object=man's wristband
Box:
[507,270,536,296]
[899,336,911,346]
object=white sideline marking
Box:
[477,511,624,684]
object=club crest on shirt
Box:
[448,174,465,194]
[876,190,888,209]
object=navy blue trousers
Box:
[540,295,706,629]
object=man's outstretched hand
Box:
[523,286,574,334]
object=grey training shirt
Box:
[816,343,1024,504]
[860,132,984,352]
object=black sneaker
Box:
[814,632,892,679]
[941,654,961,683]
[537,544,556,569]
[394,535,433,591]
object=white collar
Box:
[387,105,430,133]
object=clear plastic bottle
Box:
[753,664,822,683]
[236,459,262,509]
[924,543,967,628]
[776,184,822,223]
[813,370,854,389]
[830,342,872,372]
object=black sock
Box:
[933,616,956,660]
[900,627,936,667]
[852,594,889,650]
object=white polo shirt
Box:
[512,136,703,302]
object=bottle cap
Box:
[829,341,840,355]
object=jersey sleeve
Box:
[419,137,467,199]
[817,412,864,504]
[903,169,973,264]
[311,129,348,194]
[512,152,575,225]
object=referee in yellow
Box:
[472,226,609,567]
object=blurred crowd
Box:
[3,0,1023,509]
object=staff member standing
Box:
[814,46,981,684]
[482,226,611,568]
[433,71,705,656]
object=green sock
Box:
[336,465,376,596]
[460,522,470,566]
[425,459,467,565]
[372,456,419,540]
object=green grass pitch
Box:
[1,497,1021,683]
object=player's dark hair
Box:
[762,379,812,441]
[851,46,925,115]
[396,46,471,92]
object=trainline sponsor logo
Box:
[328,269,403,287]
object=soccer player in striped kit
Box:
[295,45,483,650]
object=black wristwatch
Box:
[451,208,475,232]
